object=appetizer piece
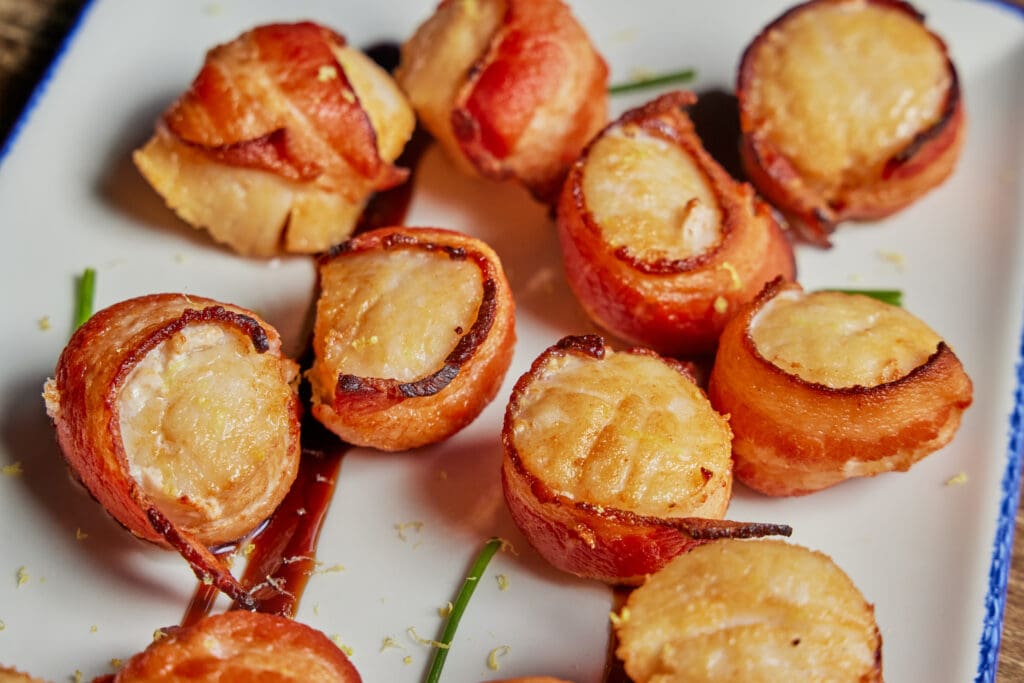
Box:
[616,539,882,682]
[43,294,301,605]
[708,279,973,496]
[557,92,795,357]
[134,22,415,256]
[108,612,361,682]
[395,0,608,204]
[309,227,515,451]
[502,335,790,585]
[738,0,964,245]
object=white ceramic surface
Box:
[0,1,1022,681]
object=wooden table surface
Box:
[2,0,1023,680]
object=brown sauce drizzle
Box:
[179,419,349,625]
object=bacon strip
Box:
[164,22,405,192]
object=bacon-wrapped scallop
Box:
[134,22,415,256]
[707,279,973,496]
[738,0,964,245]
[615,539,883,683]
[502,335,790,585]
[309,227,515,451]
[43,294,301,605]
[106,612,361,683]
[557,92,795,357]
[395,0,608,204]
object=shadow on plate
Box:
[0,369,192,601]
[92,92,218,253]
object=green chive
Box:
[823,288,903,307]
[425,537,503,683]
[74,268,97,329]
[608,68,696,95]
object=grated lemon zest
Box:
[396,521,424,541]
[496,574,509,591]
[487,645,511,670]
[38,317,52,331]
[713,296,729,314]
[16,566,29,587]
[438,601,453,617]
[318,65,338,82]
[2,462,23,477]
[609,606,631,627]
[75,528,88,541]
[381,636,403,652]
[946,472,968,486]
[407,626,450,649]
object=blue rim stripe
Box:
[976,321,1024,681]
[973,3,1024,679]
[0,0,98,165]
[0,1,1021,680]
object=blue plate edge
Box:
[0,0,1021,680]
[0,0,97,166]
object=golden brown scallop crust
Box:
[707,279,973,496]
[615,539,883,683]
[502,335,791,585]
[738,0,964,245]
[557,92,796,357]
[396,0,608,203]
[111,612,361,683]
[134,22,415,256]
[309,227,515,451]
[43,293,301,607]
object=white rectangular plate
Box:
[0,1,1022,681]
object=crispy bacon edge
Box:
[110,611,361,682]
[163,22,407,194]
[737,0,965,246]
[557,91,796,357]
[449,0,609,203]
[501,335,791,585]
[49,295,304,608]
[707,278,974,496]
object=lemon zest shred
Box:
[407,626,450,650]
[487,645,511,670]
[396,521,424,541]
[381,636,404,652]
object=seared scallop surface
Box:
[310,227,515,451]
[616,539,883,683]
[738,0,963,244]
[134,22,414,256]
[708,280,973,495]
[503,335,790,584]
[112,612,361,682]
[396,0,608,203]
[558,92,795,356]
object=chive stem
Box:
[74,268,97,329]
[425,537,503,683]
[608,68,696,95]
[823,288,902,307]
